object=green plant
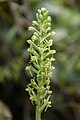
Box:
[26,7,56,120]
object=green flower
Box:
[26,7,56,120]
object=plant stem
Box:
[36,106,41,120]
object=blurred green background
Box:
[0,0,80,120]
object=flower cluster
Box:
[26,7,56,112]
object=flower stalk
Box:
[25,7,56,120]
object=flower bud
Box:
[32,35,37,41]
[38,9,41,14]
[31,56,37,61]
[27,48,30,52]
[28,26,34,31]
[51,31,56,36]
[39,14,43,20]
[50,57,55,61]
[43,12,48,18]
[32,21,39,26]
[49,39,53,46]
[26,66,29,70]
[46,27,51,32]
[41,7,46,12]
[47,16,51,22]
[48,90,52,94]
[52,50,56,54]
[52,66,55,69]
[34,32,39,37]
[47,23,51,27]
[27,40,31,44]
[44,23,51,29]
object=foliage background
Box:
[0,0,80,120]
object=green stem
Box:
[36,106,41,120]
